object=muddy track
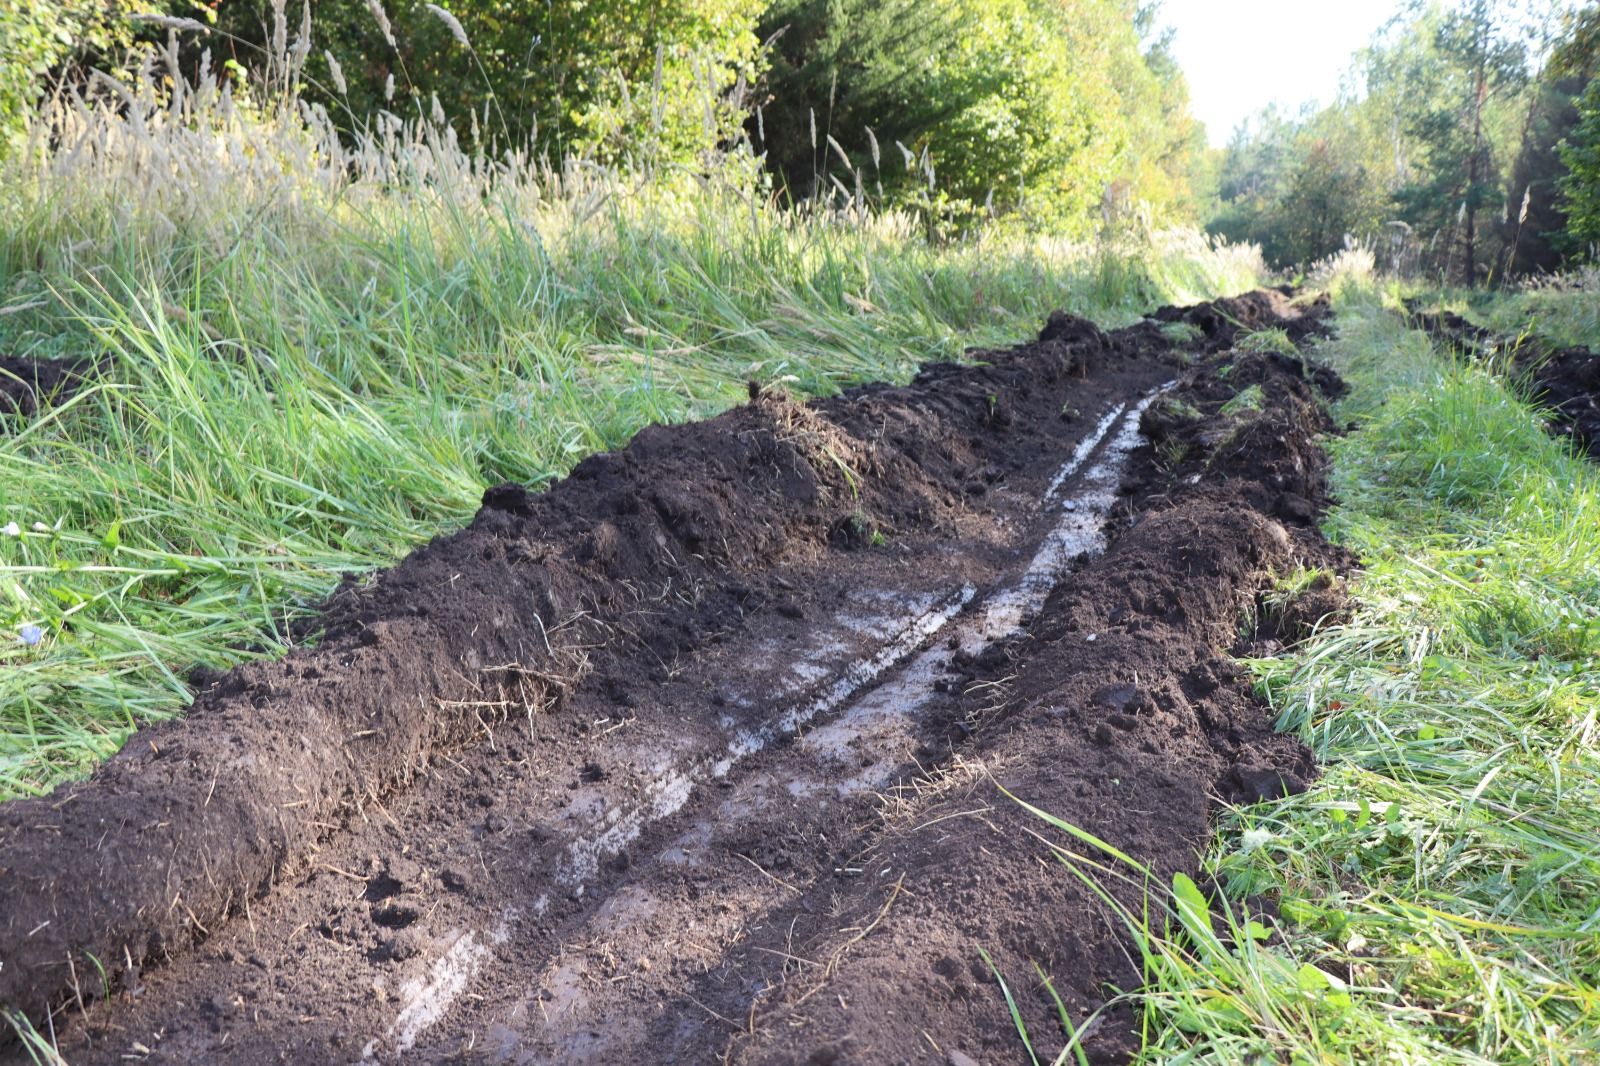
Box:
[1404,299,1600,458]
[0,289,1342,1065]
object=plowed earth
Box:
[0,353,97,419]
[0,290,1344,1065]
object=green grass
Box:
[1479,271,1600,352]
[0,81,1263,798]
[1021,280,1600,1063]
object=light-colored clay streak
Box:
[1044,400,1128,501]
[802,384,1169,778]
[362,911,515,1060]
[554,584,976,886]
[555,383,1169,889]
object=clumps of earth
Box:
[0,289,1350,1066]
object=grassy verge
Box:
[1022,279,1600,1063]
[0,84,1262,799]
[1479,270,1600,351]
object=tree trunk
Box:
[1465,58,1486,287]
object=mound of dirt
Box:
[1151,287,1333,351]
[1404,304,1498,356]
[720,355,1343,1065]
[0,291,1344,1065]
[1525,346,1600,456]
[0,353,97,418]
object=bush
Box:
[0,0,143,142]
[753,0,1202,233]
[214,0,765,162]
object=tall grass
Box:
[0,40,1264,798]
[1018,282,1600,1064]
[1483,267,1600,350]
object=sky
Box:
[1158,0,1406,147]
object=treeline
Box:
[0,0,1206,237]
[1206,0,1600,281]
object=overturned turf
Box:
[0,291,1343,1064]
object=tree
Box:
[1280,140,1380,261]
[1558,74,1600,256]
[753,0,1204,232]
[1491,3,1598,276]
[209,0,765,161]
[1391,0,1527,285]
[0,0,144,143]
[1204,104,1388,267]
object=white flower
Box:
[1,521,19,536]
[31,522,48,532]
[18,624,43,647]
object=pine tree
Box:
[1392,0,1526,285]
[1558,74,1600,257]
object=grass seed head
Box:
[426,4,471,48]
[365,0,396,48]
[325,51,347,96]
[130,14,209,33]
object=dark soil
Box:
[1403,302,1499,357]
[1522,345,1600,456]
[0,290,1343,1065]
[1404,298,1600,458]
[0,353,97,418]
[1152,286,1334,352]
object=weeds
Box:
[1217,384,1266,416]
[1158,321,1204,345]
[1235,326,1295,354]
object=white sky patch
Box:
[1158,0,1402,146]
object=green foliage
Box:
[1558,74,1600,257]
[187,0,1210,232]
[754,0,1203,233]
[1389,0,1527,284]
[1209,123,1385,267]
[1502,5,1600,274]
[214,0,765,160]
[0,0,142,141]
[1204,0,1585,281]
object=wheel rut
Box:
[0,289,1343,1065]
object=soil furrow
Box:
[405,387,1172,1063]
[0,290,1340,1065]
